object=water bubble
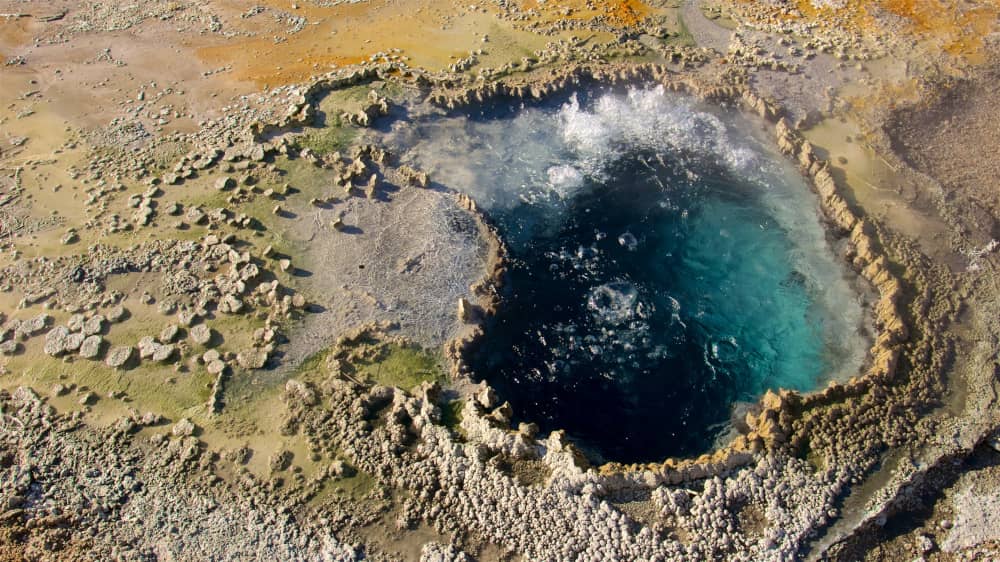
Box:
[576,245,598,260]
[712,337,740,362]
[635,301,653,319]
[587,281,639,324]
[618,232,638,251]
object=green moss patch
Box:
[294,116,357,155]
[440,399,465,429]
[355,345,445,391]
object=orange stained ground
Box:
[783,0,1000,63]
[518,0,654,27]
[197,0,557,87]
[878,0,999,61]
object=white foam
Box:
[546,164,585,198]
[396,86,765,213]
[557,86,760,181]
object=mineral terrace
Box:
[0,0,999,560]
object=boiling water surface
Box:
[387,86,868,462]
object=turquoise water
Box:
[387,86,867,462]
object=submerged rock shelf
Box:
[389,85,869,462]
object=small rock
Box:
[82,315,105,336]
[249,145,266,162]
[172,418,196,437]
[214,176,235,191]
[137,336,159,359]
[237,348,269,370]
[152,344,175,363]
[458,298,478,324]
[488,402,513,424]
[107,305,127,323]
[329,459,355,478]
[64,332,85,352]
[79,335,104,359]
[106,346,134,369]
[254,327,277,344]
[189,324,213,346]
[177,310,198,327]
[285,379,318,406]
[158,301,177,315]
[219,294,244,314]
[206,359,226,375]
[159,324,180,343]
[67,313,86,332]
[225,446,252,465]
[21,314,52,336]
[0,340,19,355]
[269,450,293,472]
[916,534,934,554]
[44,326,71,356]
[518,422,539,439]
[477,386,498,409]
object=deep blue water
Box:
[388,86,866,462]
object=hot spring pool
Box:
[385,85,868,462]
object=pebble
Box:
[105,346,134,369]
[79,335,104,359]
[190,324,213,346]
[159,324,180,343]
[206,359,226,375]
[172,418,196,437]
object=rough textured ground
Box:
[0,0,999,560]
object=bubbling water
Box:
[587,282,641,325]
[386,85,868,462]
